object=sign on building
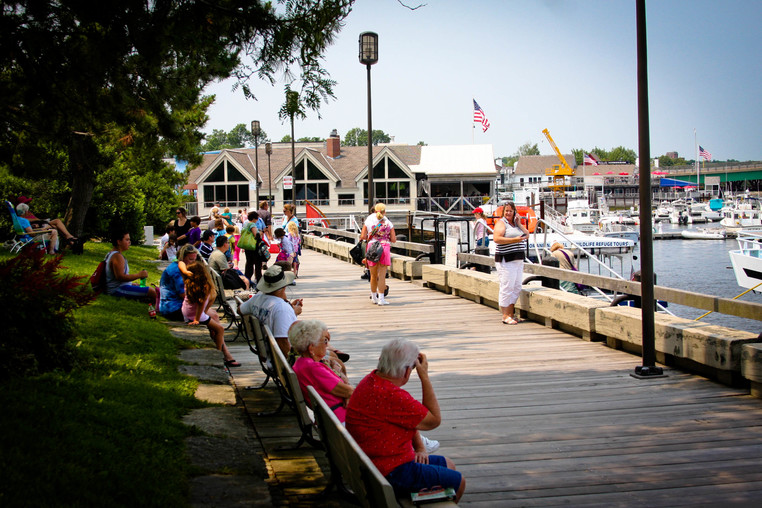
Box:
[283,176,293,189]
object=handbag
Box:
[366,240,383,263]
[238,224,257,250]
[349,241,365,265]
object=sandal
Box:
[502,317,519,325]
[224,359,241,367]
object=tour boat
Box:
[721,200,762,232]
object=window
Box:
[201,160,252,207]
[362,156,412,204]
[338,193,355,205]
[284,157,331,206]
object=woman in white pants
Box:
[492,202,529,324]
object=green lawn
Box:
[0,242,205,506]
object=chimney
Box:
[327,129,341,158]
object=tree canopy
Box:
[201,124,269,151]
[342,128,392,146]
[0,0,354,237]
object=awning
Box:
[659,178,695,187]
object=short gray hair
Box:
[289,320,328,355]
[16,203,29,215]
[377,338,420,378]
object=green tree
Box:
[202,129,231,151]
[297,136,325,142]
[517,142,540,156]
[608,146,637,163]
[341,127,391,146]
[280,135,293,143]
[0,0,354,236]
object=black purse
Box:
[349,241,365,265]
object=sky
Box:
[201,0,762,162]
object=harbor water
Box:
[579,224,761,334]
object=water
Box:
[579,224,761,334]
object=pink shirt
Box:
[293,357,345,422]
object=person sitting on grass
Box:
[105,230,157,301]
[182,262,240,367]
[346,339,465,502]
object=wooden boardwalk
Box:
[228,249,762,507]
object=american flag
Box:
[473,99,490,132]
[699,145,712,161]
[583,153,599,166]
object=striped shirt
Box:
[495,217,526,262]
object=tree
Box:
[341,127,391,146]
[517,142,540,156]
[608,146,636,164]
[0,0,355,236]
[280,135,293,143]
[297,136,325,142]
[201,124,269,151]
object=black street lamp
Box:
[251,120,261,207]
[359,31,378,213]
[265,142,272,208]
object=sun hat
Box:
[472,207,484,214]
[17,196,32,205]
[257,265,296,293]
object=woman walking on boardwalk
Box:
[360,203,396,305]
[493,202,528,324]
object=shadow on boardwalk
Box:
[220,248,762,507]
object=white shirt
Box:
[239,292,296,339]
[364,213,393,231]
[158,233,169,253]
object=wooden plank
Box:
[227,248,762,507]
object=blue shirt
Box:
[16,216,31,239]
[159,262,184,315]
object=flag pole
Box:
[694,128,699,192]
[471,98,475,144]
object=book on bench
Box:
[411,487,456,504]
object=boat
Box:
[728,230,762,290]
[680,228,726,240]
[564,199,598,233]
[721,200,762,232]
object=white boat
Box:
[564,199,598,233]
[721,201,762,231]
[680,228,726,240]
[728,231,762,290]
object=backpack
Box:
[90,252,113,294]
[257,239,271,261]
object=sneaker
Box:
[370,292,379,304]
[377,294,390,306]
[422,436,440,453]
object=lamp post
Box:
[251,120,261,207]
[286,90,299,209]
[359,31,378,213]
[265,142,272,208]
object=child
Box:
[158,224,175,258]
[232,225,242,269]
[214,218,226,239]
[182,263,240,367]
[187,216,202,247]
[221,207,233,224]
[274,227,294,268]
[161,233,178,261]
[224,225,236,261]
[287,221,301,277]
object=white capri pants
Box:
[496,259,524,307]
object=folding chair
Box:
[4,200,50,253]
[208,267,243,340]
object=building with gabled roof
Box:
[182,131,497,217]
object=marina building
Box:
[182,131,498,217]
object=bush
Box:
[0,246,95,379]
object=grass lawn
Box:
[0,241,206,506]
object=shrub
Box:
[0,246,95,379]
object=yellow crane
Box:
[542,128,575,196]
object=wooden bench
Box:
[308,387,457,508]
[208,267,245,339]
[265,324,321,449]
[235,299,272,390]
